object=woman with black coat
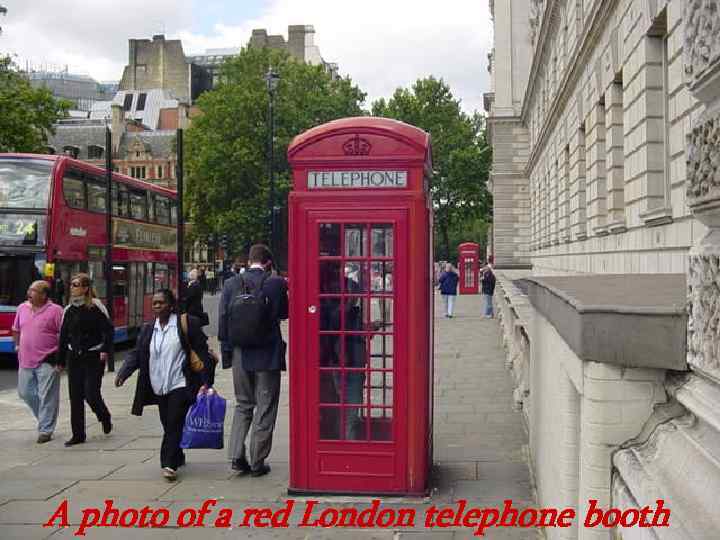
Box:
[115,289,215,481]
[58,273,114,447]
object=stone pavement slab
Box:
[0,292,534,539]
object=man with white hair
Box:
[12,280,64,443]
[184,269,207,325]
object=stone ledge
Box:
[526,274,687,370]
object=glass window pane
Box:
[319,371,340,404]
[148,194,156,222]
[87,183,107,212]
[371,225,393,257]
[344,224,366,257]
[343,261,367,293]
[319,334,340,367]
[63,176,85,208]
[130,191,147,220]
[156,196,170,224]
[319,223,340,256]
[370,371,393,407]
[145,262,154,293]
[343,297,367,332]
[370,297,393,331]
[370,261,393,292]
[344,334,367,368]
[319,407,341,440]
[88,261,106,299]
[370,334,393,370]
[319,261,341,293]
[370,409,392,441]
[319,298,341,331]
[344,406,367,441]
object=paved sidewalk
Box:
[0,293,534,539]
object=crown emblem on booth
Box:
[342,135,372,155]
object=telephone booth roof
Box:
[288,117,432,188]
[459,242,479,251]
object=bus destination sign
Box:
[307,170,408,189]
[113,219,177,251]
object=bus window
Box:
[154,263,169,290]
[113,184,130,217]
[0,159,53,209]
[130,190,147,221]
[156,196,170,225]
[63,171,85,209]
[147,193,156,223]
[170,201,177,225]
[145,262,154,293]
[87,180,107,212]
[113,264,128,297]
[88,260,107,299]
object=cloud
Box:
[2,0,492,112]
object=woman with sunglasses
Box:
[57,273,113,446]
[115,289,215,481]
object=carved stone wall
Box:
[683,0,720,83]
[686,113,720,203]
[687,254,720,380]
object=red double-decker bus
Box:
[0,154,179,354]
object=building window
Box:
[129,190,148,221]
[87,145,104,160]
[136,93,147,111]
[123,93,133,111]
[62,146,79,159]
[157,165,163,178]
[87,181,107,212]
[130,166,146,179]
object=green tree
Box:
[0,56,70,152]
[371,77,492,260]
[184,46,366,257]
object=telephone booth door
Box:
[304,211,407,493]
[458,242,479,295]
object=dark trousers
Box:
[157,387,192,470]
[67,353,111,439]
[228,350,281,469]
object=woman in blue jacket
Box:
[438,263,459,318]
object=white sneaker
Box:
[162,467,177,481]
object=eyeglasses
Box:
[70,282,85,288]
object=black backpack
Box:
[228,273,274,348]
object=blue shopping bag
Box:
[180,389,226,449]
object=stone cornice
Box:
[522,0,620,175]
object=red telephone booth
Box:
[287,117,433,495]
[458,242,480,295]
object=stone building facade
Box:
[488,1,720,538]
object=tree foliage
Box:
[184,46,366,255]
[0,56,70,152]
[371,77,492,260]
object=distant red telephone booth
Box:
[287,118,434,495]
[458,242,480,295]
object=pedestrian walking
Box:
[219,244,288,477]
[115,289,215,481]
[12,280,64,443]
[184,269,208,326]
[438,263,459,318]
[481,263,496,318]
[57,273,113,447]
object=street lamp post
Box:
[264,67,280,255]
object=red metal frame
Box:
[288,118,433,495]
[458,242,480,295]
[0,154,178,347]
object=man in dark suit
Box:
[184,269,208,326]
[218,244,288,477]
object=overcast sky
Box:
[2,0,493,113]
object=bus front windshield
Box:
[0,159,53,209]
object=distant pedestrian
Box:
[438,263,459,318]
[219,244,288,477]
[12,280,64,443]
[58,273,113,447]
[115,289,215,481]
[481,264,496,318]
[184,269,208,326]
